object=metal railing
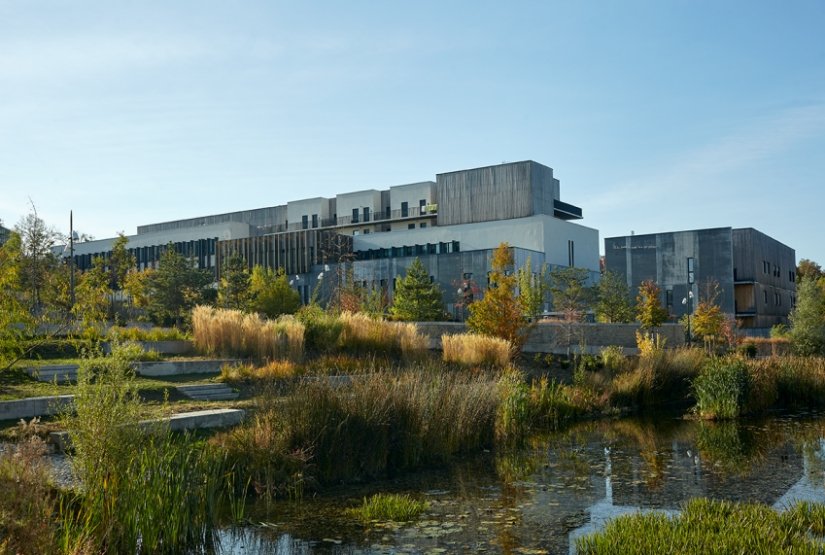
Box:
[257,204,438,234]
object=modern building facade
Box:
[604,227,796,330]
[67,160,600,316]
[0,224,10,247]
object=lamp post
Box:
[682,290,693,343]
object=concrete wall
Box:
[415,321,686,354]
[137,205,287,234]
[605,228,735,318]
[389,182,436,212]
[336,190,382,223]
[354,214,600,272]
[287,197,332,225]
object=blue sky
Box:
[1,1,823,262]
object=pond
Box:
[215,412,825,554]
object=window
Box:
[363,229,370,234]
[764,290,768,304]
[301,215,308,229]
[352,208,359,223]
[568,240,575,267]
[419,199,426,215]
[419,222,427,228]
[687,257,695,284]
[408,223,415,230]
[312,214,318,228]
[363,207,370,222]
[401,201,409,218]
[666,290,673,307]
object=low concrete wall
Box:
[0,395,74,422]
[49,408,246,451]
[135,359,236,377]
[416,321,685,354]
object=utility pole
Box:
[70,210,75,312]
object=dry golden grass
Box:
[338,312,428,358]
[441,333,512,368]
[192,306,305,361]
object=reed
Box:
[693,356,749,419]
[218,367,499,493]
[441,333,512,368]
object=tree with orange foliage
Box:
[467,243,527,353]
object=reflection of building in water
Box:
[566,437,823,554]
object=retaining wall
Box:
[0,395,74,422]
[416,321,685,354]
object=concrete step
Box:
[176,383,238,401]
[27,365,78,383]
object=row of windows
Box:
[762,260,795,282]
[355,241,460,261]
[763,289,796,308]
[74,239,217,272]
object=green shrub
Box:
[1,338,96,360]
[737,341,758,358]
[693,356,749,419]
[347,493,429,522]
[600,345,628,373]
[296,304,343,354]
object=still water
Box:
[217,412,825,554]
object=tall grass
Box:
[693,356,750,419]
[338,312,428,358]
[0,432,60,554]
[442,333,512,368]
[576,498,825,555]
[217,368,498,493]
[60,342,233,554]
[610,347,706,409]
[192,305,304,361]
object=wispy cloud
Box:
[0,34,211,83]
[589,102,825,213]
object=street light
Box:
[682,290,694,343]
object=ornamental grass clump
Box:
[441,333,512,369]
[192,305,304,361]
[347,493,429,522]
[576,498,825,555]
[337,311,428,358]
[693,356,749,419]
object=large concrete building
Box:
[69,160,600,317]
[604,227,796,330]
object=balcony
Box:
[257,204,438,235]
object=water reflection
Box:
[219,413,825,554]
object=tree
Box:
[789,276,825,356]
[636,280,669,331]
[123,268,153,320]
[145,245,213,326]
[15,204,61,312]
[797,259,824,282]
[549,266,595,321]
[218,255,251,310]
[517,257,550,321]
[249,266,301,318]
[107,233,135,291]
[467,243,526,352]
[596,270,635,323]
[691,279,727,351]
[0,232,30,364]
[390,258,444,321]
[73,257,110,331]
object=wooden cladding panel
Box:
[436,162,534,226]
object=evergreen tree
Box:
[636,280,669,331]
[390,257,444,321]
[218,255,251,310]
[549,266,595,321]
[467,243,526,351]
[789,276,825,356]
[249,266,301,318]
[596,270,635,323]
[145,245,213,326]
